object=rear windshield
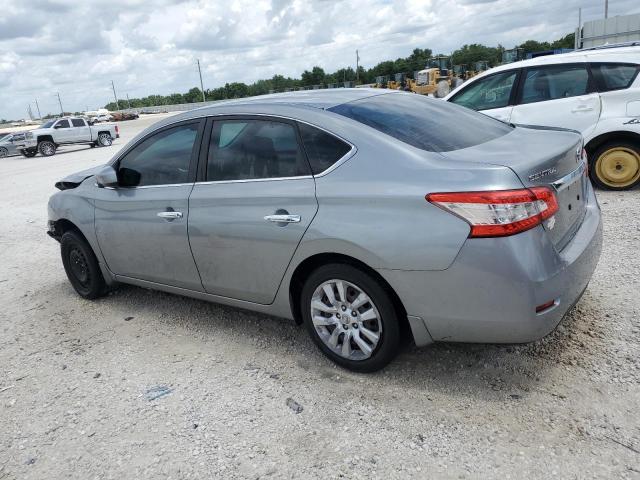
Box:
[328,93,513,152]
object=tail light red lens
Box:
[426,187,559,238]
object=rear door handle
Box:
[157,211,183,220]
[264,214,301,223]
[572,105,594,113]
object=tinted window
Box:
[520,65,589,104]
[207,119,310,181]
[71,118,85,127]
[328,93,513,152]
[591,63,638,91]
[117,123,198,187]
[56,119,70,128]
[449,71,517,110]
[299,123,351,174]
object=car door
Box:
[70,118,91,142]
[188,116,318,304]
[53,119,74,143]
[509,63,601,134]
[448,69,520,122]
[94,119,205,291]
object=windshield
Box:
[41,120,55,128]
[328,93,513,152]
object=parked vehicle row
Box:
[12,116,119,158]
[47,89,602,372]
[445,44,640,190]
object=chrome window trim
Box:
[111,112,358,181]
[195,175,314,186]
[94,182,193,190]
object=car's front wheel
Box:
[20,148,37,158]
[0,147,8,158]
[300,264,401,372]
[590,141,640,190]
[60,230,106,299]
[38,141,56,157]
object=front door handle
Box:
[264,214,301,223]
[157,211,183,220]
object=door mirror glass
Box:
[95,165,119,188]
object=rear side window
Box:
[298,123,351,174]
[71,119,85,127]
[590,63,639,92]
[207,119,310,181]
[56,119,70,128]
[520,65,590,104]
[328,93,513,152]
[449,70,518,111]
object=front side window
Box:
[56,119,70,128]
[207,119,310,181]
[117,123,198,187]
[590,63,639,92]
[329,93,513,152]
[449,71,518,111]
[298,123,351,174]
[71,118,85,127]
[520,65,589,104]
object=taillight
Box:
[426,187,559,238]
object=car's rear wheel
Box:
[21,148,37,158]
[60,230,106,299]
[300,264,401,372]
[97,133,113,147]
[38,141,56,157]
[590,141,640,190]
[0,147,8,158]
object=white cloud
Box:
[0,0,638,119]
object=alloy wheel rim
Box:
[0,148,7,158]
[596,147,640,188]
[99,134,112,146]
[310,279,382,361]
[42,143,54,155]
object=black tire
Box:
[300,263,401,373]
[38,141,56,157]
[0,147,8,158]
[60,230,106,299]
[589,140,640,191]
[21,149,37,158]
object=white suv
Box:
[445,44,640,190]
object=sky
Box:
[0,0,638,120]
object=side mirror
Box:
[95,165,119,188]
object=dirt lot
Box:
[0,115,639,479]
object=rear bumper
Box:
[379,183,602,346]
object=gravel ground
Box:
[1,115,639,479]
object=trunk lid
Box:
[439,125,588,250]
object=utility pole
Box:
[575,8,582,49]
[111,80,120,110]
[604,0,608,18]
[34,98,42,119]
[126,93,132,109]
[196,59,206,102]
[56,92,64,116]
[355,50,360,83]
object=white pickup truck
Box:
[14,117,119,158]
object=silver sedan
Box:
[0,133,20,158]
[47,89,602,372]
